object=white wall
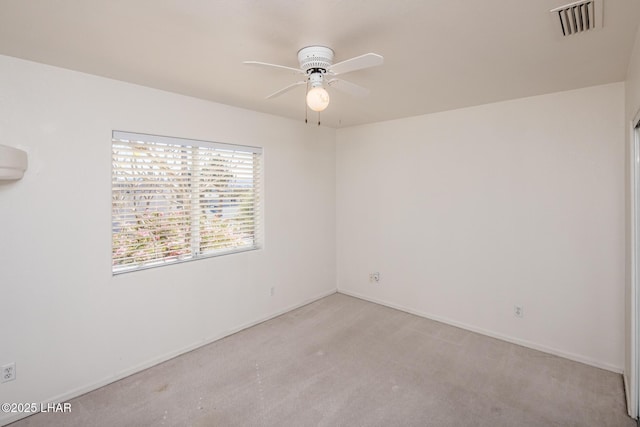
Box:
[624,23,640,417]
[336,83,625,371]
[627,27,640,127]
[0,50,629,424]
[0,55,336,424]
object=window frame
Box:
[111,131,263,275]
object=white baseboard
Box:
[338,289,623,374]
[0,288,337,427]
[625,372,633,418]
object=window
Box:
[111,131,262,274]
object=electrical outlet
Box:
[270,287,275,297]
[1,362,15,383]
[369,272,380,283]
[514,305,524,318]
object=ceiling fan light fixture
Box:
[306,86,330,112]
[244,45,383,119]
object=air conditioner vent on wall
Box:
[550,0,603,36]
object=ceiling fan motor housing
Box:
[297,46,334,74]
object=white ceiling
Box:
[0,0,638,128]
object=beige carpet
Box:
[9,293,633,426]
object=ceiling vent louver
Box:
[550,0,603,36]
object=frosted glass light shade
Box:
[306,87,330,112]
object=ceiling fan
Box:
[244,46,383,117]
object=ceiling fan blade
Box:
[329,53,383,76]
[327,78,370,97]
[266,81,306,99]
[243,61,304,75]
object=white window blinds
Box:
[112,131,262,274]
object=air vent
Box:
[550,0,603,36]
